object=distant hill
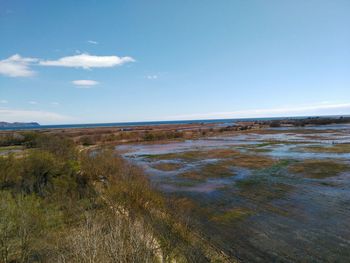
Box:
[0,122,40,128]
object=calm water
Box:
[1,118,237,130]
[2,116,346,131]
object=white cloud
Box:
[39,53,135,69]
[146,75,158,80]
[51,102,60,106]
[0,100,8,104]
[28,101,38,105]
[87,40,98,45]
[0,108,73,124]
[0,54,38,77]
[72,79,99,88]
[0,53,134,76]
[166,102,350,120]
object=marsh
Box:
[118,125,350,262]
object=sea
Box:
[0,115,346,131]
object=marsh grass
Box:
[237,178,294,202]
[247,147,272,153]
[222,154,276,169]
[178,164,234,181]
[251,129,334,135]
[141,148,240,162]
[200,163,234,178]
[235,160,294,203]
[211,207,255,224]
[289,160,349,179]
[151,162,183,171]
[295,144,350,154]
[178,171,205,181]
[170,180,203,187]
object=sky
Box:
[0,0,349,124]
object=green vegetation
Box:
[0,132,230,262]
[289,159,349,179]
[178,162,234,181]
[222,154,276,169]
[235,160,294,204]
[237,179,292,201]
[178,170,205,181]
[179,163,235,181]
[151,162,183,171]
[246,147,272,153]
[199,163,234,178]
[211,207,255,224]
[259,116,350,127]
[169,179,203,187]
[0,145,23,151]
[142,130,184,141]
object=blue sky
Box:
[0,0,349,124]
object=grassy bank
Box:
[0,132,232,262]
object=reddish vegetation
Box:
[222,154,276,169]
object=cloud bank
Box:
[167,103,350,120]
[0,54,38,77]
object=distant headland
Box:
[0,122,40,128]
